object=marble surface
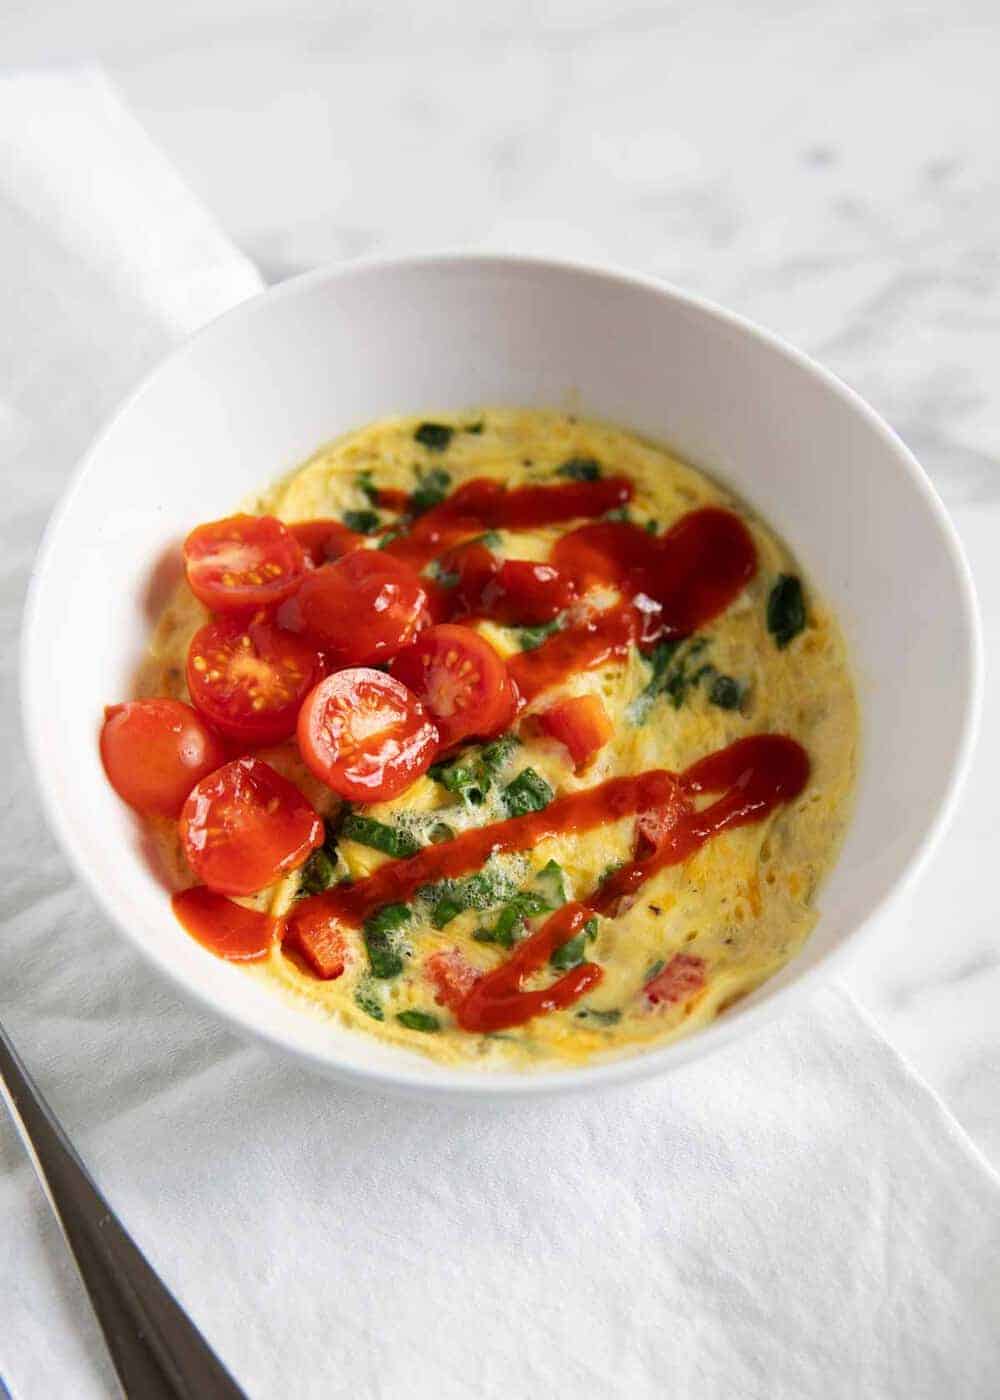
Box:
[5,0,1000,1164]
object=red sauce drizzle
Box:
[172,887,275,961]
[510,507,758,700]
[589,735,810,916]
[384,476,634,569]
[285,767,679,934]
[282,735,809,1031]
[456,903,603,1033]
[509,604,638,703]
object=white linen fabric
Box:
[1,68,998,1400]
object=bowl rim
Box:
[20,250,984,1099]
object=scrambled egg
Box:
[142,409,858,1070]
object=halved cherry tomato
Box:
[538,693,612,770]
[290,519,364,568]
[183,514,306,613]
[186,614,324,746]
[180,756,323,895]
[297,668,439,802]
[391,624,515,749]
[644,953,706,1006]
[100,698,227,818]
[172,887,275,961]
[279,550,432,667]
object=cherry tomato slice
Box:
[172,887,275,961]
[186,614,324,746]
[183,514,306,614]
[280,550,432,667]
[391,624,515,749]
[100,698,227,818]
[297,668,439,803]
[180,756,323,895]
[538,694,612,770]
[290,519,365,568]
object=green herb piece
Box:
[341,813,420,859]
[474,891,551,948]
[629,636,709,721]
[528,859,567,908]
[429,733,519,807]
[518,617,562,651]
[411,467,451,515]
[464,419,485,435]
[429,822,455,845]
[603,506,632,523]
[343,508,380,535]
[471,529,502,549]
[708,674,744,710]
[502,768,554,817]
[297,818,341,896]
[575,1007,622,1025]
[364,903,411,979]
[479,732,520,771]
[357,471,380,505]
[644,519,659,535]
[355,982,385,1022]
[414,422,453,452]
[557,456,602,481]
[550,917,598,971]
[377,528,404,549]
[643,958,665,984]
[767,574,806,649]
[397,1010,440,1032]
[426,557,459,588]
[298,846,337,896]
[423,865,517,929]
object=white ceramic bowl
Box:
[22,254,981,1098]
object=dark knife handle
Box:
[0,1020,247,1399]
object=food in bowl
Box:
[100,409,857,1067]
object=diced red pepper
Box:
[538,694,613,770]
[644,953,706,1006]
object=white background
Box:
[4,0,999,1166]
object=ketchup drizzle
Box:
[282,735,810,1031]
[383,475,634,570]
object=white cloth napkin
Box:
[2,69,998,1400]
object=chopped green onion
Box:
[363,904,410,979]
[550,917,598,971]
[343,508,380,535]
[767,574,806,649]
[502,768,554,817]
[341,814,420,859]
[411,467,451,515]
[414,422,453,451]
[708,674,744,710]
[557,457,601,481]
[396,1010,440,1032]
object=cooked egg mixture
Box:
[142,410,858,1069]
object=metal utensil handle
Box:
[0,1021,247,1399]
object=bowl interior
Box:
[23,256,980,1095]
